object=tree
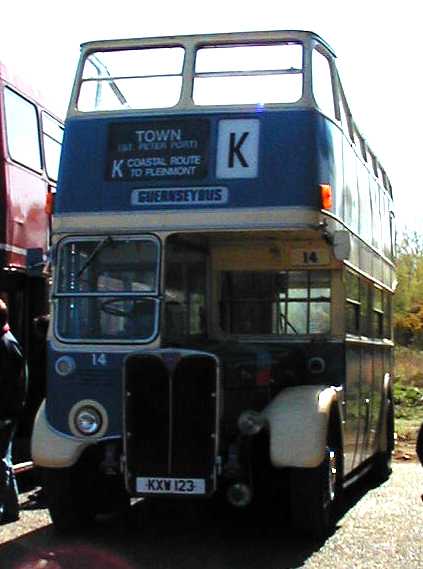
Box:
[394,230,423,346]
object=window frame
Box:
[219,269,331,337]
[41,111,64,182]
[77,46,186,112]
[192,41,305,107]
[54,234,162,344]
[3,86,43,174]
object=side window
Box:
[343,144,359,233]
[389,212,396,259]
[4,87,42,171]
[346,272,372,337]
[312,49,336,120]
[372,286,384,338]
[384,293,392,339]
[345,270,360,334]
[358,165,372,244]
[360,280,370,337]
[381,192,392,259]
[370,181,382,250]
[42,112,63,181]
[339,92,354,142]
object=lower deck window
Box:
[57,297,158,341]
[220,270,331,335]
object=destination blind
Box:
[106,119,209,182]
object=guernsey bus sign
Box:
[106,119,209,181]
[131,186,228,206]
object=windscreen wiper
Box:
[76,236,113,278]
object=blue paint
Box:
[56,110,341,214]
[46,345,125,436]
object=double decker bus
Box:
[32,31,395,536]
[0,63,63,465]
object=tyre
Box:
[43,465,130,533]
[42,466,96,533]
[289,442,343,538]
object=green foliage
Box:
[394,231,423,347]
[394,347,423,432]
[393,382,423,418]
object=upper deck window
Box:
[77,47,185,111]
[4,87,42,171]
[312,49,335,120]
[193,43,303,105]
[42,112,64,181]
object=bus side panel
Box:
[4,162,49,269]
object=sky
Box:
[0,0,419,233]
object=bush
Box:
[394,346,423,388]
[394,382,422,415]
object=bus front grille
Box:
[124,350,219,496]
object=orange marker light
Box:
[320,184,333,210]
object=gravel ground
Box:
[0,462,422,569]
[304,462,423,568]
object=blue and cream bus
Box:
[32,30,395,536]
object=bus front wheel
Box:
[289,442,342,538]
[42,466,95,533]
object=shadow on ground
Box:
[0,469,389,569]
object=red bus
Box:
[0,62,63,465]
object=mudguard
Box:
[263,385,343,468]
[31,401,89,468]
[378,373,393,452]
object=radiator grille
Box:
[124,351,218,495]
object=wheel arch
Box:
[262,385,344,469]
[31,400,91,468]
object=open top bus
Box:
[32,31,395,537]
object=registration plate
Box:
[136,477,206,495]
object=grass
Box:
[394,347,423,453]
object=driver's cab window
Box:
[56,237,160,341]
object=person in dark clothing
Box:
[0,299,26,523]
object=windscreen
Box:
[56,237,160,341]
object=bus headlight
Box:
[69,400,108,438]
[55,355,76,376]
[74,406,102,436]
